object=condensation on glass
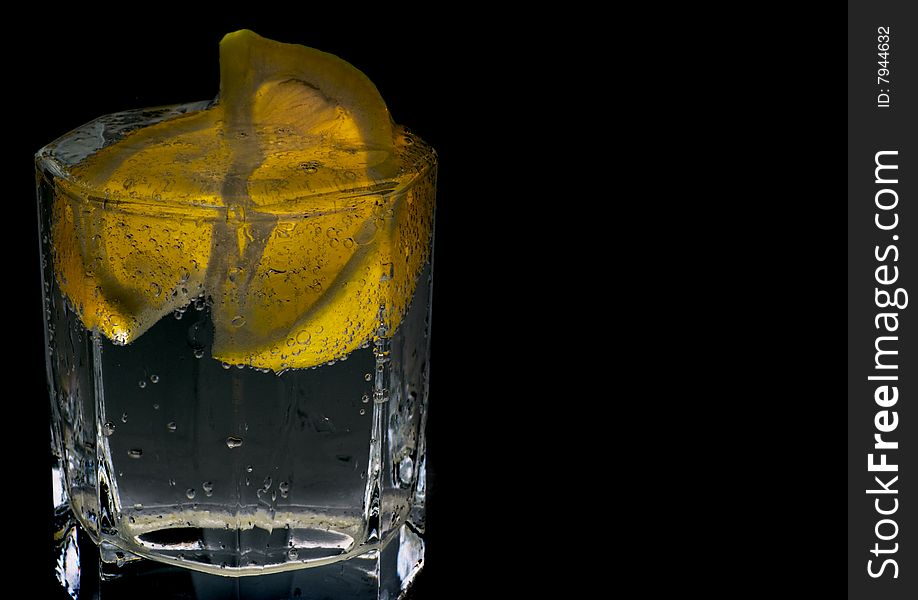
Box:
[37,103,435,599]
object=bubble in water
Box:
[169,478,176,487]
[398,456,414,485]
[133,503,143,510]
[226,436,244,449]
[194,348,205,359]
[150,374,159,384]
[361,394,370,403]
[221,362,231,370]
[152,403,160,410]
[150,282,161,297]
[296,331,311,345]
[102,421,115,436]
[359,408,366,415]
[127,449,143,459]
[166,421,177,432]
[174,310,184,320]
[121,412,129,423]
[231,316,246,327]
[246,465,254,473]
[279,481,290,498]
[364,373,372,381]
[263,476,273,490]
[185,488,196,500]
[138,380,146,389]
[202,481,214,497]
[288,548,298,560]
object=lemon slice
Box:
[49,30,435,369]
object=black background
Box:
[11,7,905,599]
[7,12,557,598]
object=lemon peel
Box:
[49,30,435,370]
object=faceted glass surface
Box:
[39,103,435,599]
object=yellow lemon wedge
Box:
[48,29,435,370]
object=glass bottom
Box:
[53,511,425,600]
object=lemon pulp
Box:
[48,29,435,370]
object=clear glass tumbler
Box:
[37,88,435,598]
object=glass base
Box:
[54,516,425,600]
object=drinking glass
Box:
[37,98,435,599]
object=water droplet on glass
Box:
[288,548,298,560]
[202,481,214,497]
[300,161,320,174]
[398,456,414,485]
[185,488,196,500]
[226,436,244,449]
[150,374,159,384]
[166,421,177,432]
[127,449,143,459]
[102,421,115,436]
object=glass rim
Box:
[35,101,437,219]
